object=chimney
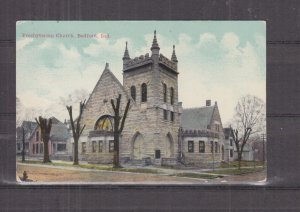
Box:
[206,100,211,106]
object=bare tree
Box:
[231,95,265,169]
[17,97,39,162]
[110,94,130,168]
[66,100,86,165]
[35,116,52,163]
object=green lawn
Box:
[18,160,161,174]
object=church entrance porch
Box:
[132,133,145,160]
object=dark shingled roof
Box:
[28,117,69,141]
[22,121,38,132]
[16,121,38,139]
[181,106,215,130]
[49,117,69,141]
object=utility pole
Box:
[21,127,25,162]
[262,133,265,169]
[212,140,215,172]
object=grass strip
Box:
[18,160,161,174]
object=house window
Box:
[230,149,233,157]
[33,144,35,154]
[215,142,218,153]
[82,142,86,153]
[36,131,39,141]
[170,87,174,105]
[164,110,168,120]
[36,144,39,154]
[130,86,136,101]
[155,150,161,159]
[163,83,167,102]
[92,141,96,153]
[230,139,233,146]
[109,140,114,153]
[199,141,205,153]
[40,143,43,154]
[216,124,220,132]
[170,111,174,122]
[57,144,66,151]
[98,140,103,152]
[188,140,194,153]
[141,83,147,102]
[210,141,214,153]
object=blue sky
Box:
[16,21,265,125]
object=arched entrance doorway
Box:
[132,133,144,160]
[165,133,174,158]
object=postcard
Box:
[16,21,266,184]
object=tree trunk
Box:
[113,132,121,168]
[43,139,51,163]
[237,152,242,170]
[73,137,79,165]
[111,94,130,168]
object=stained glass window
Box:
[94,115,113,131]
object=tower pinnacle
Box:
[151,30,160,51]
[122,41,130,61]
[171,45,178,63]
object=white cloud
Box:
[83,35,130,58]
[58,44,80,60]
[38,40,52,49]
[196,33,217,48]
[221,32,240,50]
[16,37,33,51]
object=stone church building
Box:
[78,31,225,167]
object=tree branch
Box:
[119,99,131,133]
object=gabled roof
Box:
[181,106,215,130]
[49,117,69,141]
[16,121,38,139]
[22,121,38,131]
[85,63,131,106]
[29,117,69,141]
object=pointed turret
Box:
[104,62,110,71]
[171,45,178,63]
[151,30,160,56]
[122,41,130,61]
[122,41,130,69]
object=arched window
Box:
[210,141,214,153]
[141,83,147,102]
[130,86,136,101]
[163,83,167,102]
[170,87,174,105]
[94,115,114,131]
